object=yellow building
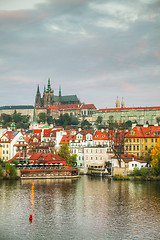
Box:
[124,126,160,157]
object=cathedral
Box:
[35,78,80,108]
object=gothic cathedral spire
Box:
[35,85,41,108]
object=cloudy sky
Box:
[0,0,160,109]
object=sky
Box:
[0,0,160,109]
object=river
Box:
[0,176,160,240]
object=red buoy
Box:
[29,214,33,220]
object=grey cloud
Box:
[0,0,160,109]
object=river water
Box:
[0,176,160,240]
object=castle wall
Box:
[0,108,34,121]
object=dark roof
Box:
[0,105,34,110]
[52,95,80,103]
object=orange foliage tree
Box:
[150,138,160,176]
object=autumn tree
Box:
[58,143,77,167]
[150,138,160,176]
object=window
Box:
[145,146,148,150]
[126,146,128,151]
[91,157,92,160]
[155,139,157,142]
[137,139,139,142]
[145,139,147,143]
[133,139,135,142]
[151,138,153,142]
[3,150,5,154]
[129,146,131,151]
[133,146,135,151]
[130,139,132,142]
[132,164,134,167]
[137,146,139,150]
[135,164,137,167]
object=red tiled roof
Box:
[80,104,96,109]
[47,106,59,110]
[59,135,76,144]
[9,152,66,165]
[0,131,18,143]
[93,130,109,140]
[48,103,96,111]
[33,129,42,134]
[125,126,160,138]
[78,130,94,135]
[98,106,160,112]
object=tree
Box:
[0,165,4,179]
[150,138,160,176]
[5,163,17,179]
[58,143,77,166]
[55,114,79,129]
[38,112,47,123]
[156,117,160,125]
[95,116,105,130]
[125,120,132,128]
[108,129,126,168]
[81,119,92,130]
[12,112,22,123]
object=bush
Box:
[140,167,151,177]
[130,167,141,176]
[0,165,4,179]
[113,174,129,180]
[130,167,151,177]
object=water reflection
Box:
[0,177,160,240]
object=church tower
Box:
[115,97,120,108]
[35,85,41,108]
[43,78,54,108]
[121,97,125,108]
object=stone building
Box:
[92,98,160,126]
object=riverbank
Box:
[113,174,160,181]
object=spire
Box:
[48,78,51,89]
[37,85,40,94]
[35,85,41,108]
[121,97,125,108]
[59,85,61,97]
[46,77,53,92]
[115,96,120,108]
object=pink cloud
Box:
[154,51,160,60]
[0,10,27,19]
[2,75,32,84]
[120,81,136,91]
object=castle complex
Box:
[35,78,80,108]
[0,79,159,126]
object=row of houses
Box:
[0,124,159,174]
